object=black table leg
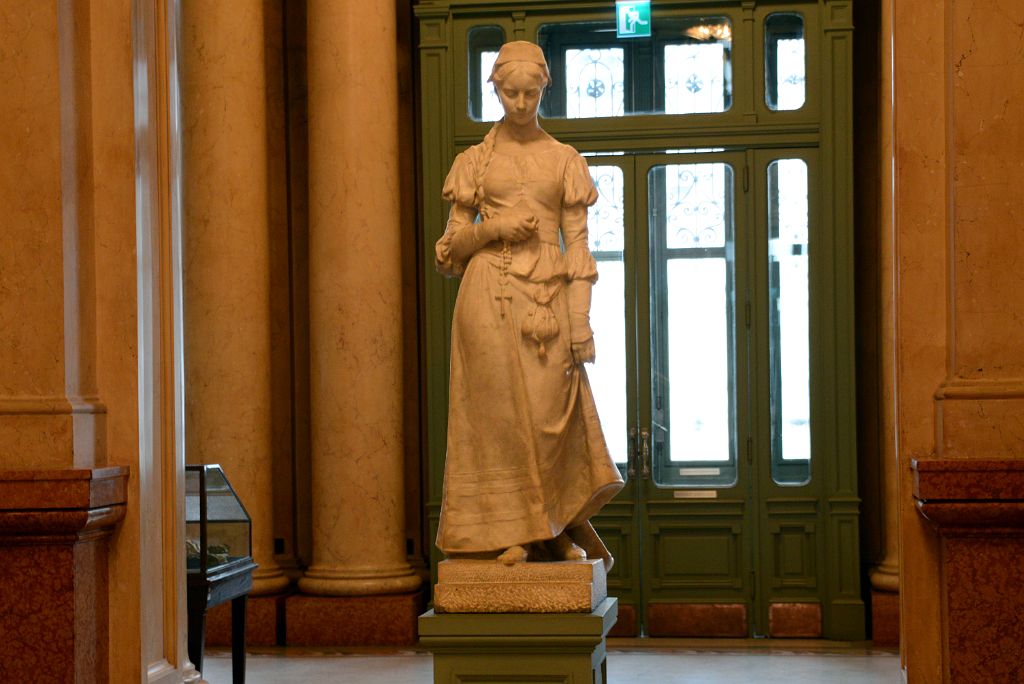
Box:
[231,594,247,684]
[187,601,207,675]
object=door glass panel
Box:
[664,164,728,249]
[565,48,626,118]
[536,18,732,119]
[765,14,806,111]
[468,26,505,121]
[587,165,628,465]
[478,50,503,121]
[768,159,810,485]
[664,40,728,115]
[649,163,736,486]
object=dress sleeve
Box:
[562,151,599,208]
[561,151,599,284]
[561,205,599,284]
[436,150,482,277]
[441,150,478,207]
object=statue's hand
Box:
[486,209,538,243]
[571,337,596,365]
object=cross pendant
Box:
[494,282,513,319]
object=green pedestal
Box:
[419,596,617,683]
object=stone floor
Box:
[203,640,901,683]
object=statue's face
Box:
[496,66,545,125]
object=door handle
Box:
[639,428,651,480]
[627,427,638,478]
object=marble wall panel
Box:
[0,1,75,470]
[951,0,1024,381]
[937,395,1024,458]
[0,413,74,469]
[894,0,1024,676]
[0,1,65,402]
[87,0,138,471]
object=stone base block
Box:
[420,596,617,684]
[871,589,899,646]
[205,594,284,647]
[434,559,606,613]
[285,591,423,646]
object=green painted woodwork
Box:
[415,0,863,640]
[419,597,617,683]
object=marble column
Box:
[181,0,288,596]
[298,0,420,597]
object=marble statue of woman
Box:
[434,41,624,569]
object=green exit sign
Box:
[616,0,651,39]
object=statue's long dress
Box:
[434,140,624,563]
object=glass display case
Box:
[186,464,253,574]
[185,464,256,681]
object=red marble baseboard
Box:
[646,602,747,637]
[285,591,424,646]
[913,458,1024,501]
[0,467,128,683]
[768,602,822,638]
[913,458,1024,680]
[607,602,637,637]
[944,535,1024,681]
[870,590,899,646]
[205,594,285,647]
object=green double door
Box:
[581,148,857,638]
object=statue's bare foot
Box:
[497,545,528,565]
[552,532,587,561]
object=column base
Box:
[251,568,291,596]
[285,590,424,646]
[297,564,422,596]
[870,589,899,646]
[205,593,288,646]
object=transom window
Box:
[468,16,807,122]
